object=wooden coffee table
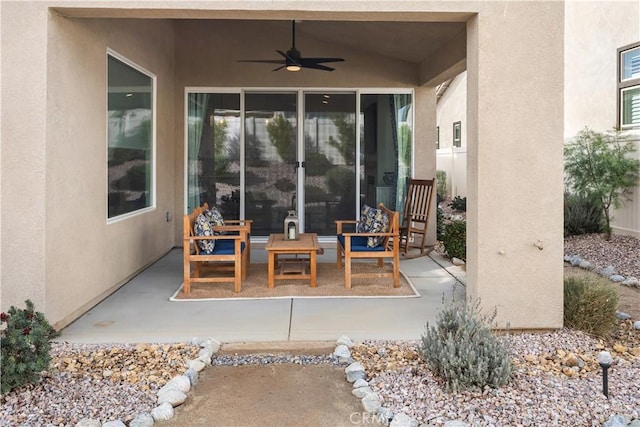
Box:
[265,233,320,288]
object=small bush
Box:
[436,170,447,198]
[1,300,60,394]
[449,196,467,212]
[443,220,466,260]
[419,299,512,392]
[564,271,618,337]
[564,192,604,236]
[436,207,445,241]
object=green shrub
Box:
[304,151,333,176]
[563,192,605,236]
[419,299,512,392]
[436,207,445,241]
[564,127,640,238]
[1,300,60,394]
[449,196,467,212]
[443,220,466,260]
[275,178,295,193]
[436,170,447,198]
[564,271,618,337]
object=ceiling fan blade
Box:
[300,62,336,72]
[272,65,287,72]
[237,59,286,65]
[301,57,345,64]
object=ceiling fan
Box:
[238,20,345,72]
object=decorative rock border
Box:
[335,335,420,427]
[75,338,219,427]
[75,333,638,426]
[564,255,640,289]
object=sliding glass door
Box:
[186,89,412,238]
[186,93,241,216]
[303,92,356,235]
[244,92,298,235]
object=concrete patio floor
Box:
[58,246,466,344]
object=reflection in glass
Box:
[244,93,297,235]
[107,55,154,219]
[187,93,241,216]
[304,93,356,234]
[359,94,412,213]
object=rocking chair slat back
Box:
[400,178,435,256]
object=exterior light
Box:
[598,351,613,397]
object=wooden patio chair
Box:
[336,203,400,289]
[183,205,251,294]
[399,178,435,257]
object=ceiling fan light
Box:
[286,64,301,72]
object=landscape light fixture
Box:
[598,351,612,398]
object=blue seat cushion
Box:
[338,234,385,252]
[202,239,245,255]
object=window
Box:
[107,53,155,219]
[436,126,440,149]
[453,121,461,147]
[618,42,640,128]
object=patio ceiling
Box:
[55,7,469,85]
[253,20,466,65]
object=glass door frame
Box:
[184,87,415,241]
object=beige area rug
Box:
[170,262,419,301]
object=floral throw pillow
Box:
[193,213,215,254]
[357,204,390,247]
[204,207,225,235]
[356,204,374,233]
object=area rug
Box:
[170,262,419,301]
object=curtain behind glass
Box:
[390,94,413,213]
[187,93,209,212]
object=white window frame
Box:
[618,42,640,129]
[106,49,157,223]
[453,121,462,147]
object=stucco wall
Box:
[1,4,177,327]
[564,1,640,139]
[1,1,49,315]
[466,1,565,329]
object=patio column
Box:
[0,2,49,313]
[465,2,565,330]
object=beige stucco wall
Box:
[466,1,565,329]
[1,1,49,317]
[2,4,177,327]
[1,0,565,332]
[564,1,640,139]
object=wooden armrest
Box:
[213,225,249,232]
[341,231,397,237]
[224,219,253,226]
[189,234,243,241]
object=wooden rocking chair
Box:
[399,178,435,257]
